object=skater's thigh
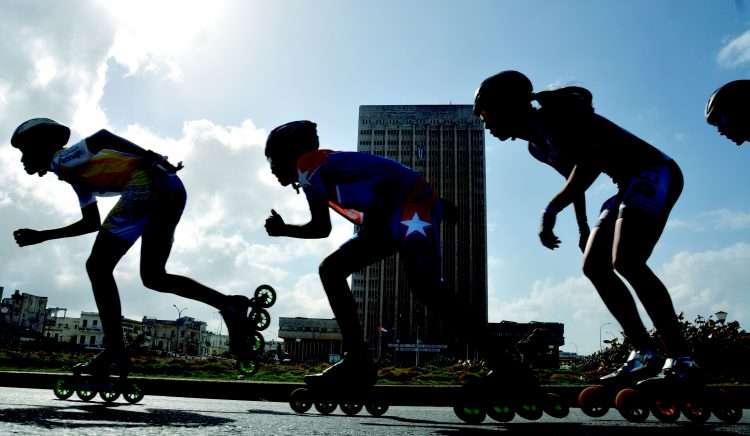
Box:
[140,176,187,273]
[322,229,397,276]
[88,229,134,271]
[583,197,618,272]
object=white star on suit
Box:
[401,212,431,237]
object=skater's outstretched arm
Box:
[86,129,183,173]
[265,196,332,239]
[13,202,100,246]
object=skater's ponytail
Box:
[532,86,594,118]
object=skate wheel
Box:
[53,378,74,400]
[249,308,271,331]
[237,355,260,377]
[340,402,363,416]
[515,400,543,421]
[651,398,680,423]
[713,406,742,424]
[453,404,487,424]
[577,385,609,417]
[100,389,121,403]
[76,388,97,402]
[682,400,711,424]
[314,401,337,415]
[123,383,144,404]
[614,388,649,423]
[254,284,277,308]
[249,331,265,353]
[365,401,388,417]
[487,402,515,422]
[289,387,313,413]
[544,392,569,419]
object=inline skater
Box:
[10,118,258,381]
[264,120,470,391]
[473,71,698,409]
[706,79,750,146]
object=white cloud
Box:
[659,242,750,322]
[105,0,225,82]
[718,29,750,68]
[703,209,750,230]
[666,209,750,232]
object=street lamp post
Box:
[173,305,187,354]
[599,322,613,352]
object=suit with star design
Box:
[296,149,442,244]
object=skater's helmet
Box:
[706,80,750,126]
[11,118,70,150]
[265,120,319,164]
[473,70,534,118]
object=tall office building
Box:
[352,105,487,356]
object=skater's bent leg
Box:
[582,221,652,348]
[140,193,227,310]
[319,235,394,358]
[86,230,132,353]
[613,212,686,355]
[401,243,481,342]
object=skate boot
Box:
[577,348,662,418]
[53,348,143,404]
[221,294,265,377]
[304,353,378,389]
[290,353,386,417]
[620,356,708,423]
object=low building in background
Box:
[0,289,49,345]
[142,316,207,356]
[278,317,343,363]
[205,331,229,357]
[44,308,80,344]
[77,311,105,348]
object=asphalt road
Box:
[1,387,749,435]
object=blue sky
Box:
[1,1,748,355]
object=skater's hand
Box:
[578,223,590,253]
[265,209,286,237]
[538,212,560,250]
[13,228,46,247]
[144,150,183,173]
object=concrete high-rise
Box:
[352,105,487,357]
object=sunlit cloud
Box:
[718,29,750,68]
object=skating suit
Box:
[50,139,185,244]
[296,149,443,262]
[529,111,683,228]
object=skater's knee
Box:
[582,256,611,281]
[141,269,168,291]
[612,255,646,279]
[86,254,114,279]
[318,255,346,284]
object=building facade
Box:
[352,105,487,355]
[0,289,49,339]
[44,308,80,344]
[142,316,207,356]
[278,317,343,362]
[205,331,230,357]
